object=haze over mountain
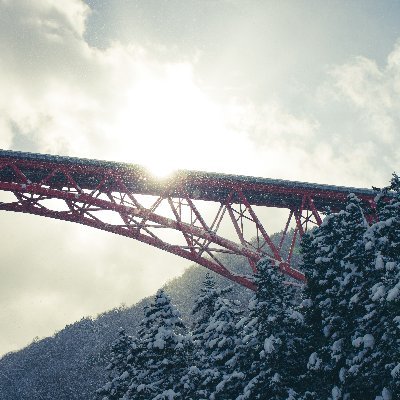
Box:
[0,261,251,399]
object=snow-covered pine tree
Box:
[328,194,370,398]
[219,257,303,400]
[96,328,136,400]
[126,289,191,400]
[300,187,399,399]
[191,273,230,340]
[300,209,345,399]
[348,175,400,399]
[297,230,324,400]
[383,174,400,399]
[299,195,370,399]
[180,273,240,399]
[180,273,220,399]
[202,295,241,399]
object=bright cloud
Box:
[310,41,400,186]
[0,0,320,179]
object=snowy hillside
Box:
[0,176,399,399]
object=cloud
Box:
[0,0,371,186]
[331,55,396,143]
[0,0,320,183]
[0,210,190,356]
[0,1,253,174]
[317,40,400,181]
[0,0,94,154]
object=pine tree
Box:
[300,186,399,399]
[384,174,400,399]
[203,296,240,399]
[297,230,325,400]
[327,194,370,398]
[348,176,400,399]
[126,289,191,400]
[96,328,135,400]
[181,273,221,399]
[300,210,345,399]
[220,258,304,400]
[181,273,240,400]
[300,195,370,399]
[191,273,231,346]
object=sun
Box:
[143,161,177,179]
[113,62,250,178]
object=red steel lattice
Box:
[0,150,377,290]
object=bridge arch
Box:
[0,150,377,290]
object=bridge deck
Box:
[0,149,376,211]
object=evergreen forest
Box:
[0,176,399,400]
[96,176,400,399]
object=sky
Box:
[1,0,400,356]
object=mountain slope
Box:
[0,232,293,399]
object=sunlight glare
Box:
[114,63,236,175]
[145,162,176,179]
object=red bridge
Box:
[0,150,377,290]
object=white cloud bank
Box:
[318,40,400,183]
[0,0,321,179]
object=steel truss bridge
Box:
[0,150,377,290]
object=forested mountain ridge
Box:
[0,248,257,399]
[94,175,400,400]
[0,227,294,399]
